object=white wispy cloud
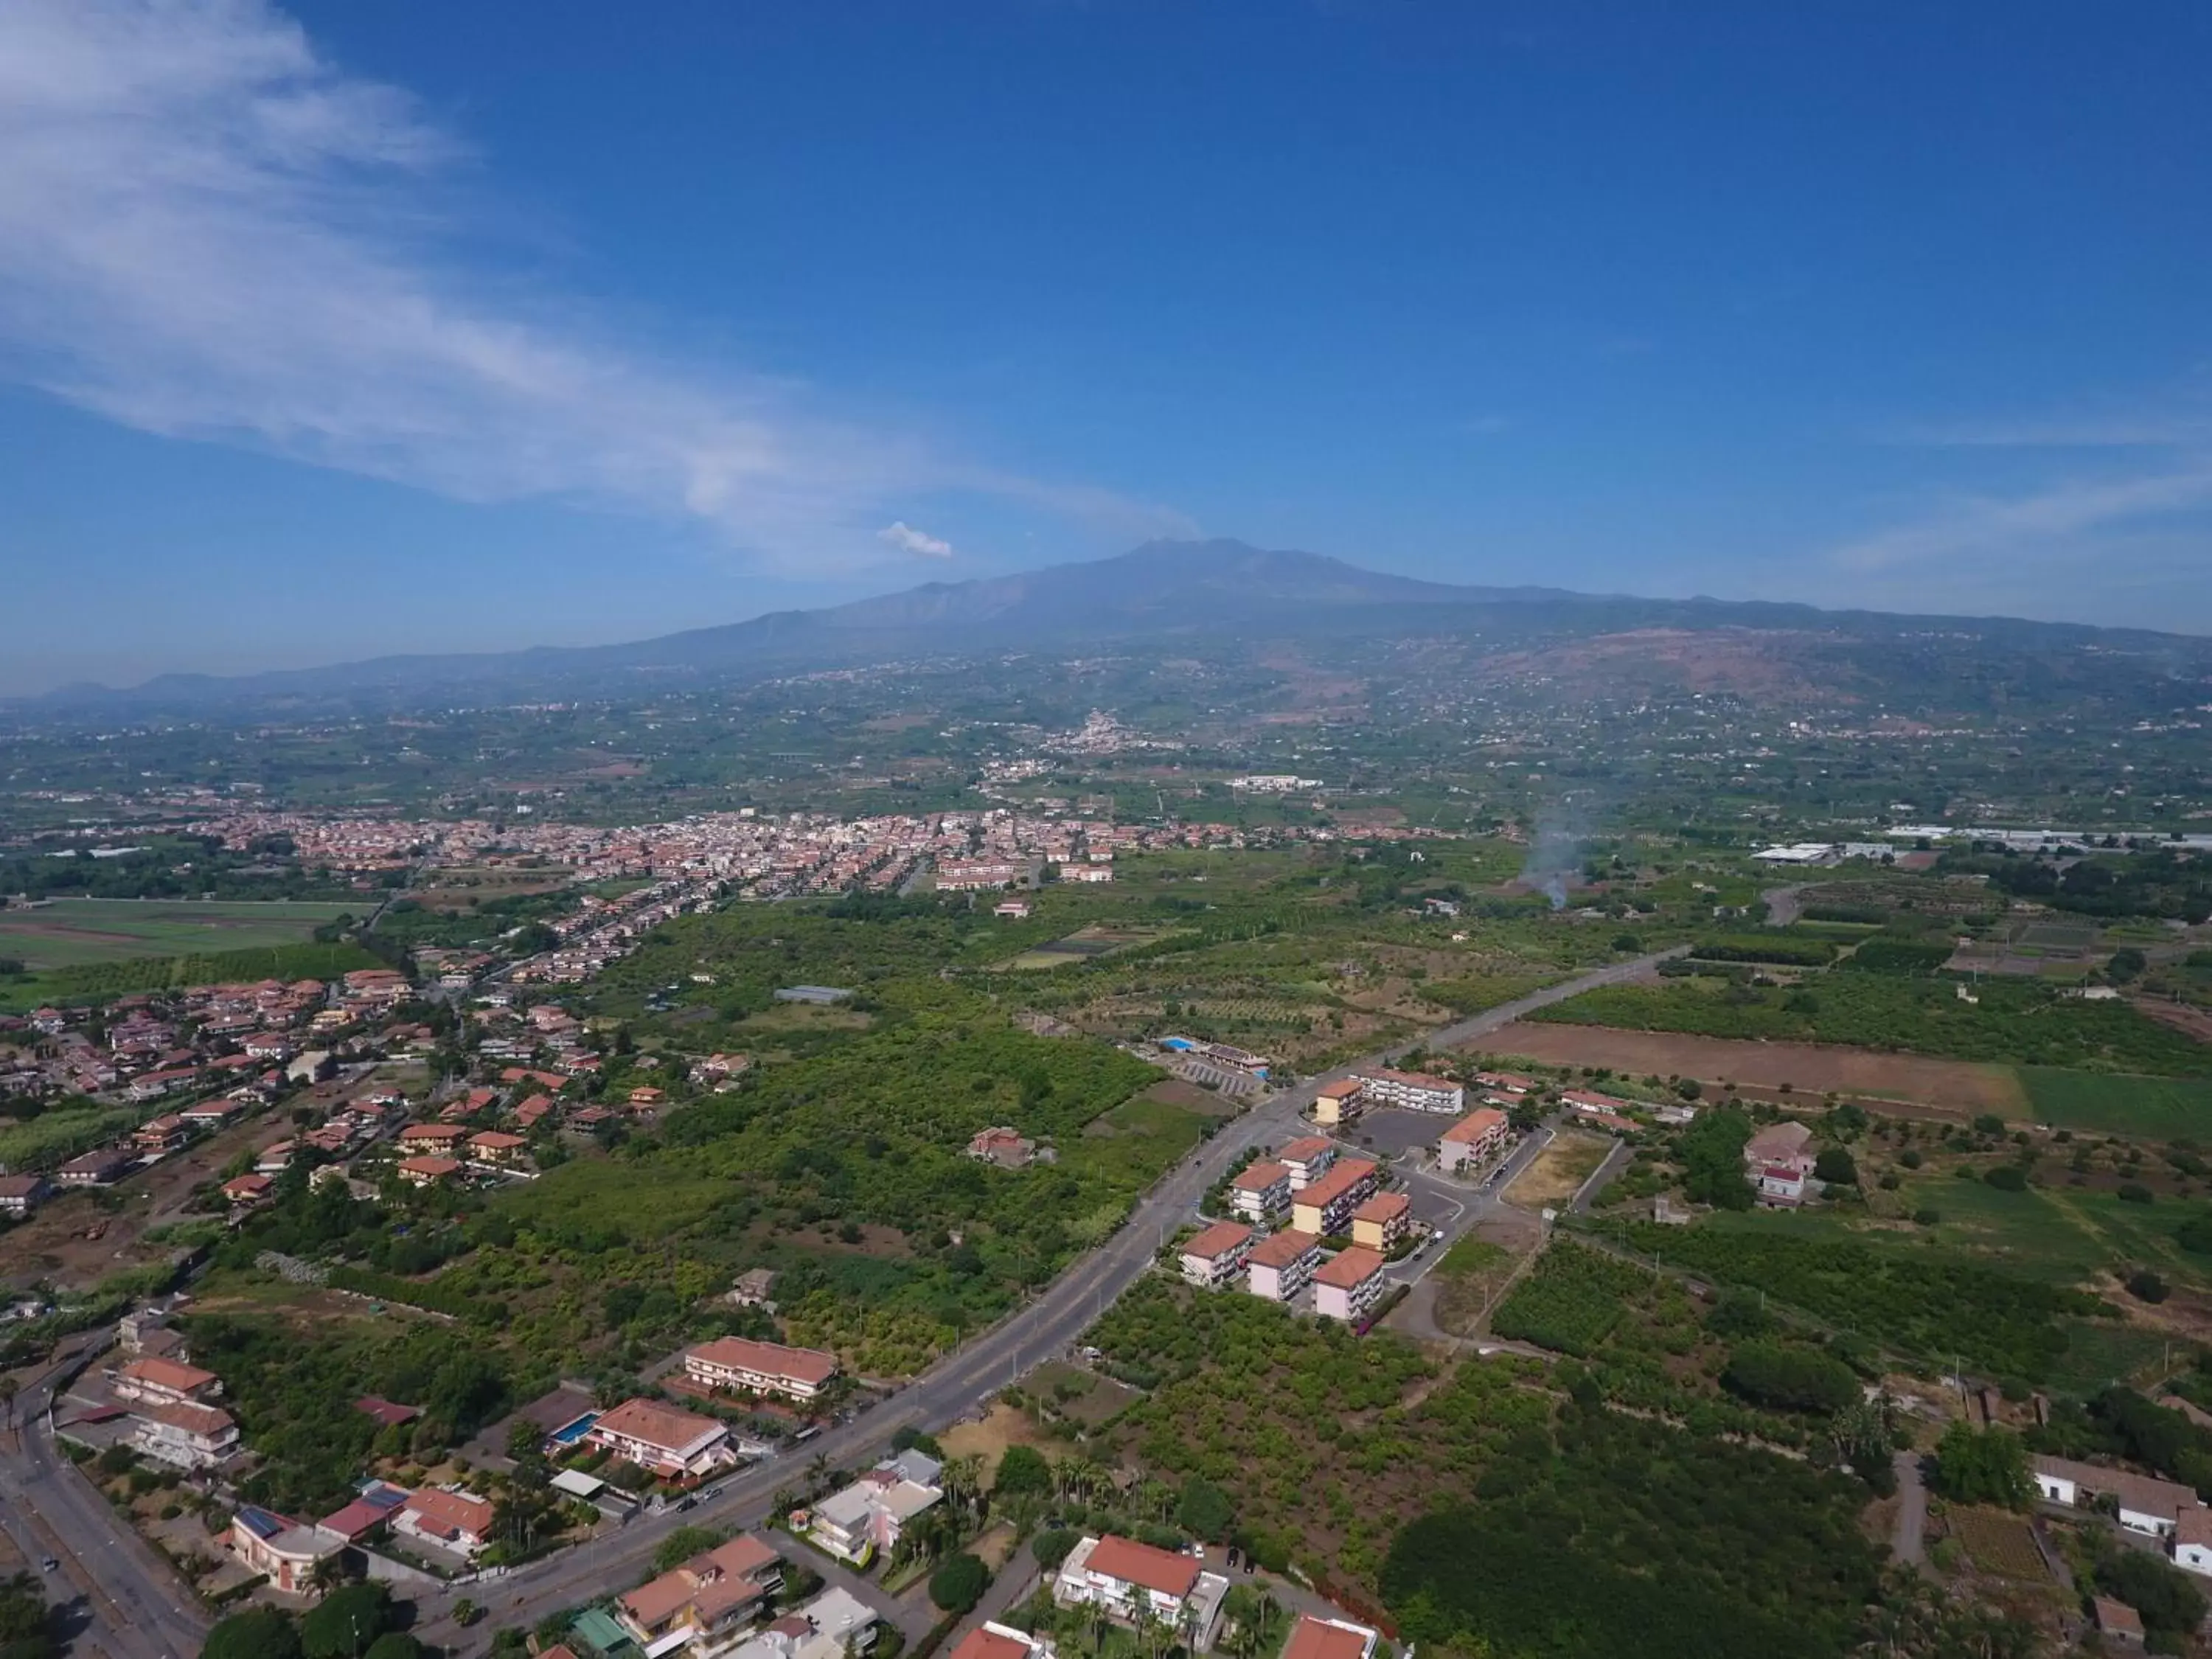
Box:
[0,0,1190,566]
[1834,463,2212,573]
[877,521,953,559]
[1835,390,2212,577]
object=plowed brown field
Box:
[1472,1021,2027,1115]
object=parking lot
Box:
[1334,1105,1460,1158]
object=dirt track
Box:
[1475,1020,2027,1113]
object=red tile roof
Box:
[121,1356,218,1394]
[950,1628,1035,1659]
[1231,1161,1290,1192]
[1313,1246,1386,1289]
[1246,1229,1320,1269]
[1351,1192,1410,1225]
[401,1487,493,1541]
[1295,1159,1378,1214]
[1181,1221,1253,1260]
[686,1337,839,1388]
[593,1397,726,1455]
[1441,1107,1507,1144]
[1282,1617,1373,1659]
[1085,1534,1200,1599]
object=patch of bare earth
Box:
[1477,1020,2028,1114]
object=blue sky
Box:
[3,0,2209,692]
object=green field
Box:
[2021,1068,2212,1140]
[0,898,356,970]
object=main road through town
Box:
[0,1335,214,1659]
[3,947,1680,1658]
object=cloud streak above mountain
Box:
[0,0,1185,568]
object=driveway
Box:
[1891,1453,1927,1567]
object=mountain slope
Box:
[22,538,2211,714]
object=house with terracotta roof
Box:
[1291,1160,1380,1238]
[949,1623,1055,1659]
[1349,1192,1411,1252]
[1742,1121,1815,1178]
[1180,1221,1254,1290]
[397,1121,467,1149]
[588,1397,737,1479]
[398,1155,462,1187]
[684,1336,841,1402]
[467,1129,529,1166]
[1756,1163,1808,1207]
[131,1399,240,1469]
[616,1531,785,1646]
[1436,1107,1511,1175]
[1312,1079,1364,1127]
[1312,1247,1390,1326]
[111,1355,222,1408]
[1282,1615,1379,1659]
[1561,1088,1632,1122]
[1228,1161,1291,1223]
[316,1481,410,1545]
[222,1172,274,1206]
[1246,1229,1321,1302]
[1053,1534,1229,1646]
[394,1487,497,1557]
[1276,1138,1337,1192]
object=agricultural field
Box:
[2022,1067,2212,1139]
[1530,970,2211,1076]
[0,897,356,969]
[1947,1507,2048,1582]
[1480,1020,2028,1113]
[1004,923,1180,971]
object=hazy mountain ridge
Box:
[21,538,2212,716]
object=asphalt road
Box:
[7,947,1681,1658]
[0,1342,211,1659]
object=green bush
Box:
[302,1583,397,1659]
[1031,1528,1079,1571]
[1719,1343,1859,1414]
[1927,1422,2029,1509]
[1812,1149,1857,1187]
[1982,1166,2027,1192]
[928,1553,988,1614]
[202,1608,304,1659]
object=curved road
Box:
[5,947,1680,1658]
